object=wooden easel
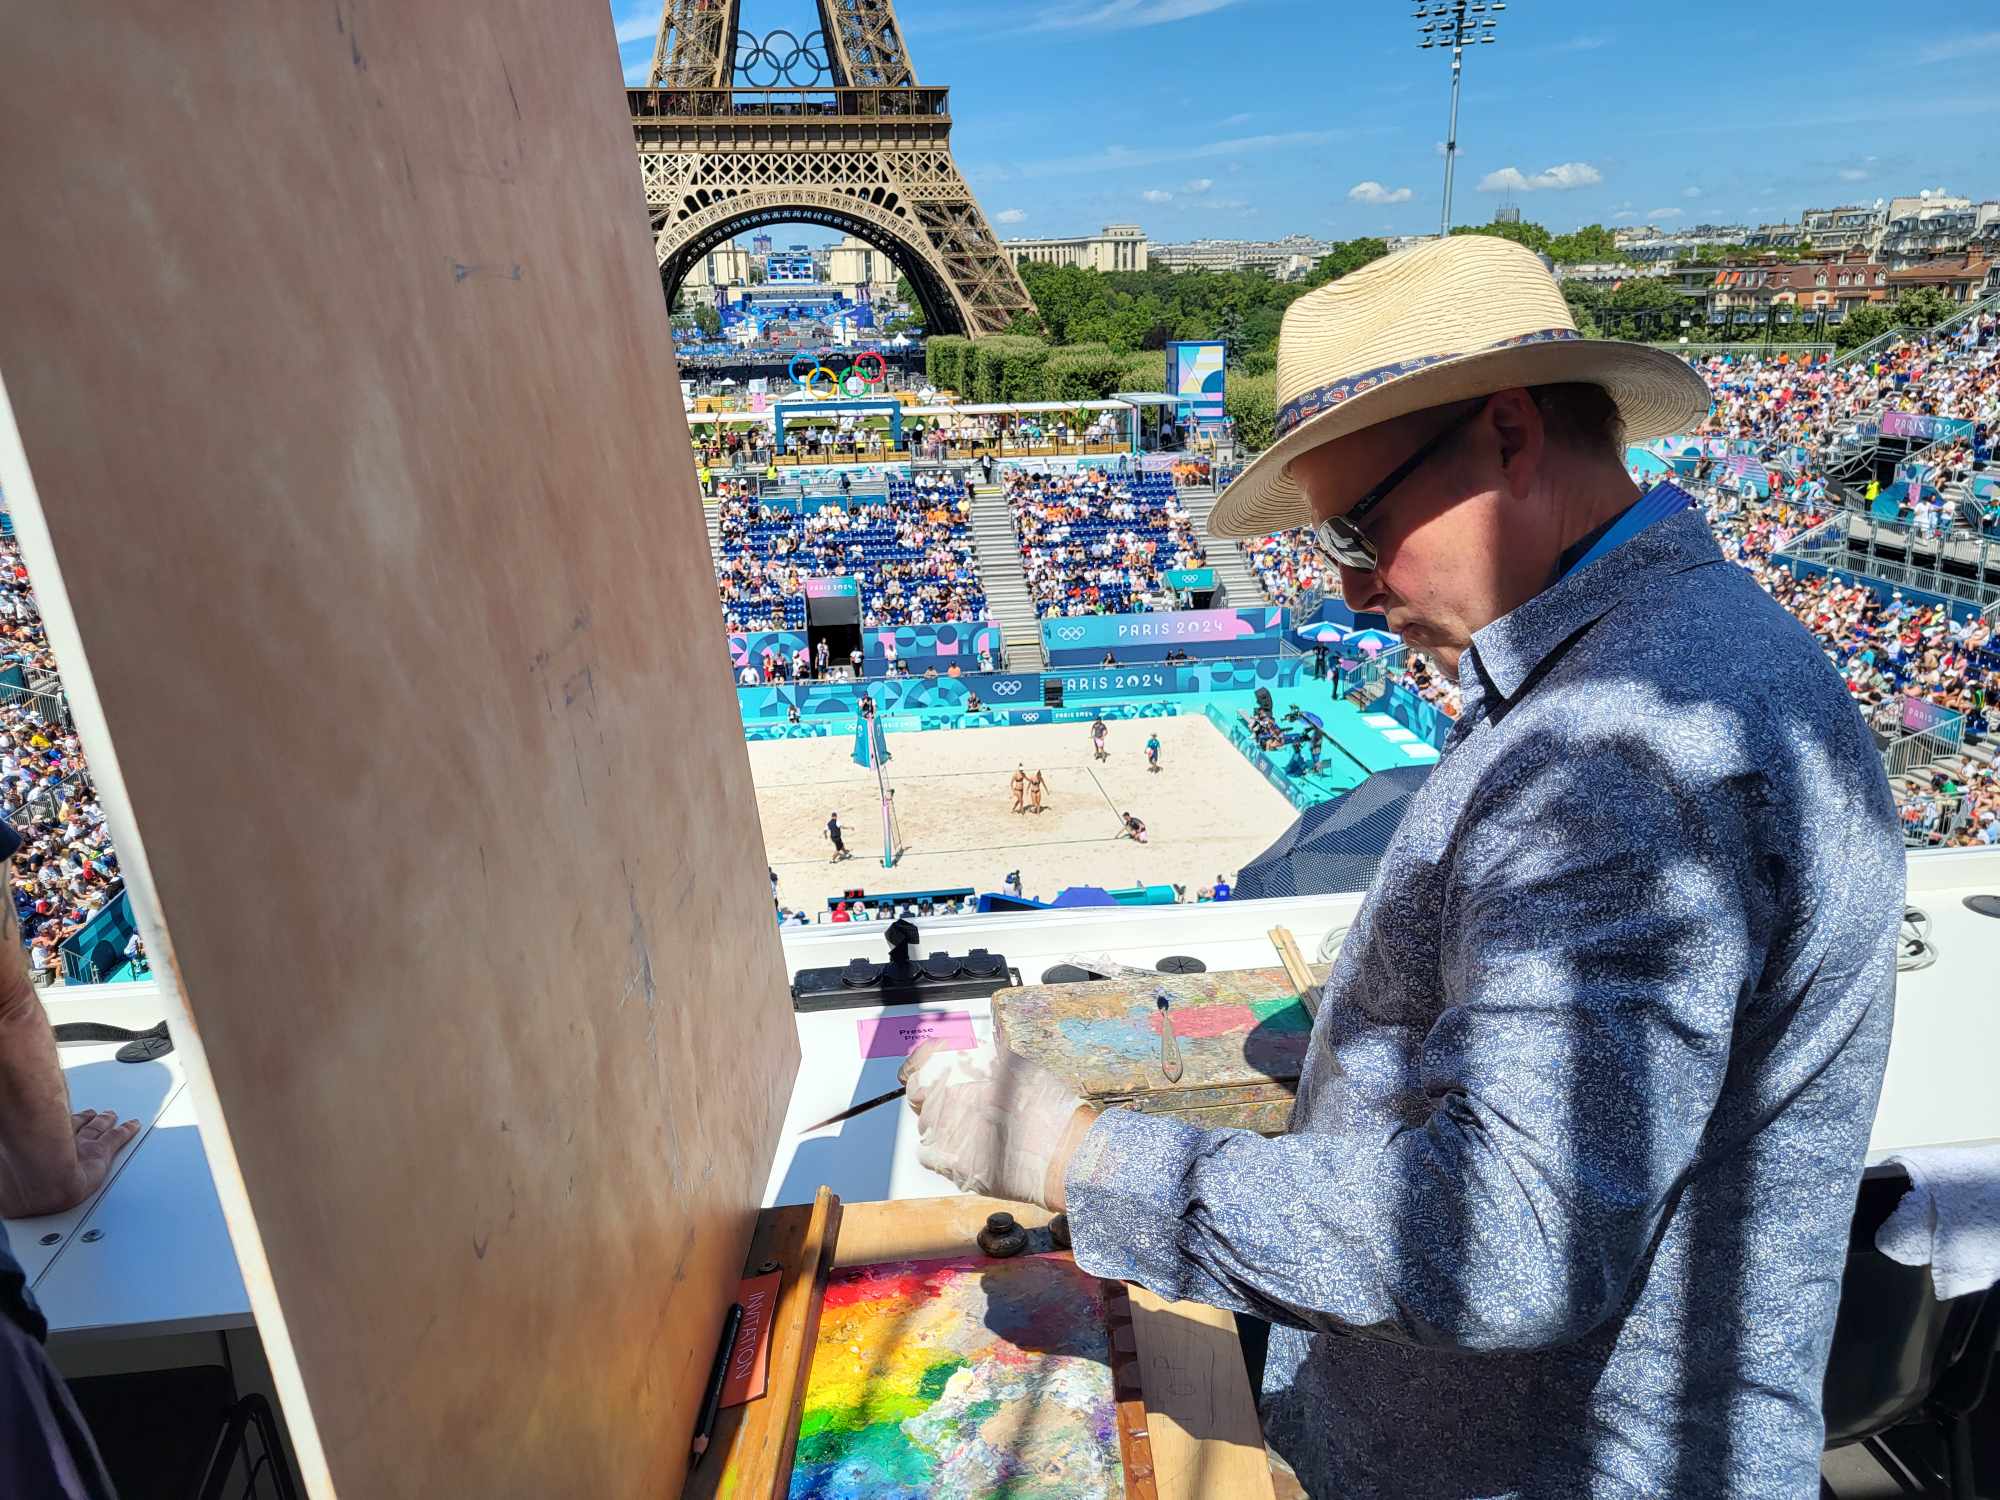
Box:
[686,1191,1275,1500]
[0,7,1277,1497]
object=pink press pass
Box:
[856,1010,977,1060]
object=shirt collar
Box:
[1465,483,1722,706]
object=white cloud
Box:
[614,15,656,45]
[1476,161,1603,193]
[1647,207,1684,221]
[1027,0,1248,32]
[622,58,651,85]
[1838,168,1871,182]
[1219,112,1254,128]
[1612,211,1640,222]
[1435,141,1450,157]
[994,208,1028,225]
[1142,189,1175,204]
[1348,180,1414,205]
[1183,178,1215,194]
[1918,30,2000,63]
[1559,34,1610,51]
[1683,186,1703,199]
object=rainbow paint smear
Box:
[787,1253,1123,1500]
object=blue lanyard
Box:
[1560,485,1693,583]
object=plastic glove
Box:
[900,1041,1094,1209]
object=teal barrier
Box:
[739,658,1308,724]
[1109,884,1179,907]
[1381,683,1455,751]
[60,889,141,983]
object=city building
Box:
[1880,194,2000,268]
[1692,252,1889,329]
[1148,234,1332,279]
[750,231,774,256]
[1800,204,1888,258]
[682,239,757,290]
[1002,224,1149,273]
[1886,254,1995,306]
[825,236,903,300]
[1556,262,1646,289]
[1614,225,1752,264]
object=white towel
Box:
[1875,1144,2000,1302]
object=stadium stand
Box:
[0,534,127,978]
[1008,468,1206,618]
[713,471,986,635]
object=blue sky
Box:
[609,1,2000,244]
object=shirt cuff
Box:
[1063,1107,1227,1291]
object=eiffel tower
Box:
[633,1,1035,337]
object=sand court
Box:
[752,714,1300,914]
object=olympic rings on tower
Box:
[733,29,831,89]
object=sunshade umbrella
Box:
[1231,765,1433,900]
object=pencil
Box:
[690,1301,743,1467]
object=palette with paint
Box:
[993,967,1326,1133]
[789,1253,1153,1500]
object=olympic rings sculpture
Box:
[734,28,831,89]
[789,348,889,399]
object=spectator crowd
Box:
[1008,470,1206,618]
[0,534,128,983]
[714,472,986,638]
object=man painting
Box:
[898,237,1901,1499]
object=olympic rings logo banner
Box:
[790,349,889,399]
[734,29,831,89]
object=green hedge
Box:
[1225,371,1277,452]
[925,335,973,394]
[1044,344,1125,402]
[1114,349,1164,393]
[969,336,1050,404]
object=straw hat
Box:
[1207,235,1714,539]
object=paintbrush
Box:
[1155,988,1183,1083]
[799,1086,906,1134]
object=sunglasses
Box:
[1305,399,1488,572]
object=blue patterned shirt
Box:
[1067,493,1904,1499]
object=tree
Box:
[1598,276,1691,342]
[749,263,766,286]
[1451,219,1554,256]
[1303,238,1389,287]
[1893,287,1958,332]
[1547,224,1617,266]
[693,304,722,338]
[1559,281,1605,339]
[1835,303,1897,351]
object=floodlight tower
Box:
[1415,0,1507,238]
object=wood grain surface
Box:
[0,6,797,1497]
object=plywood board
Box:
[0,6,797,1497]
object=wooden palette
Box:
[688,1194,1269,1500]
[994,967,1327,1133]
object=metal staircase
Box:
[1179,484,1270,606]
[968,482,1045,670]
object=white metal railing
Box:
[1882,707,1966,784]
